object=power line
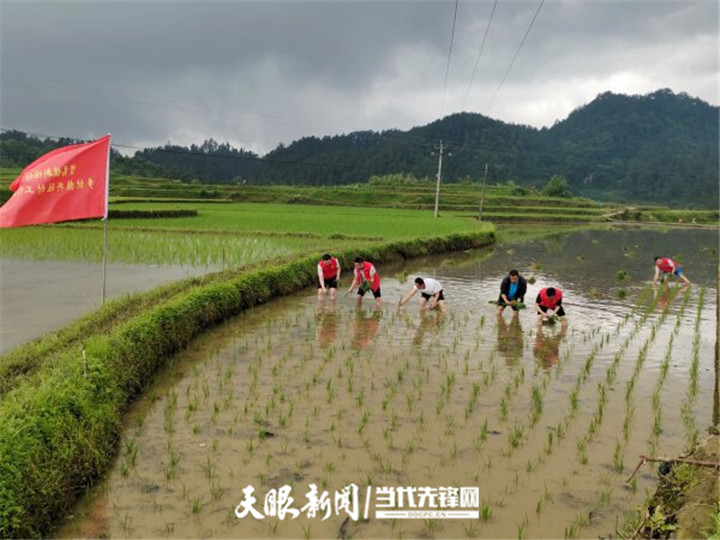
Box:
[440,0,460,119]
[485,0,545,113]
[461,0,498,111]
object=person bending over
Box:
[653,256,690,287]
[535,287,567,327]
[317,253,341,301]
[347,256,382,307]
[497,269,527,317]
[398,277,446,313]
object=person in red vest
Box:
[653,256,690,287]
[317,253,341,301]
[347,256,382,307]
[535,287,568,326]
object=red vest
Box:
[538,288,562,308]
[356,261,380,291]
[319,258,339,279]
[656,258,675,273]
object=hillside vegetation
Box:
[1,89,717,208]
[1,168,717,225]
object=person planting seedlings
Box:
[398,277,447,313]
[347,256,382,307]
[317,253,341,301]
[535,287,568,327]
[497,269,527,317]
[653,256,690,287]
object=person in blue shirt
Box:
[497,269,527,318]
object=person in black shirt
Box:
[497,269,527,318]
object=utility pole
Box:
[433,141,445,218]
[478,162,489,221]
[714,261,719,427]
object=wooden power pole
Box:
[433,141,445,219]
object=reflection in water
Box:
[350,306,381,350]
[534,325,568,369]
[410,310,446,347]
[496,315,524,366]
[653,283,683,312]
[315,304,338,348]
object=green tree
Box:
[542,175,572,198]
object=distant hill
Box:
[1,89,717,208]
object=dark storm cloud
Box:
[1,1,717,154]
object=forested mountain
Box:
[1,89,717,207]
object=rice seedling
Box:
[529,384,544,426]
[450,440,459,461]
[267,519,280,535]
[117,512,134,535]
[463,520,478,538]
[210,482,224,501]
[480,499,493,521]
[191,496,203,514]
[564,522,578,539]
[203,456,217,481]
[124,437,139,467]
[508,422,524,449]
[499,395,509,422]
[444,414,456,437]
[576,437,588,465]
[543,430,554,456]
[390,410,399,430]
[600,487,613,506]
[423,518,438,535]
[613,441,624,473]
[356,387,366,407]
[357,408,371,434]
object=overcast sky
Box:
[1,1,718,155]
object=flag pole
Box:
[102,134,111,305]
[102,219,108,304]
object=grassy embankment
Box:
[0,202,495,538]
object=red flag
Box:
[0,135,110,228]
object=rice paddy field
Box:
[0,204,493,353]
[55,227,719,539]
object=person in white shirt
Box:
[398,277,446,313]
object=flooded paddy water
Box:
[56,227,718,539]
[0,233,322,353]
[0,260,212,354]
